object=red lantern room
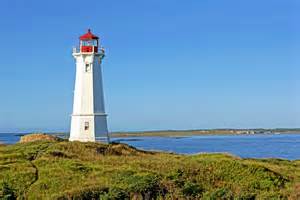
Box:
[79,29,99,53]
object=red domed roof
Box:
[79,29,99,40]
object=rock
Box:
[19,133,62,143]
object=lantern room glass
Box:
[81,39,98,47]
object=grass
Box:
[0,140,299,199]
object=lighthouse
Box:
[69,29,109,142]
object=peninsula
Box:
[0,134,299,199]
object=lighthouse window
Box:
[85,64,91,72]
[84,122,89,131]
[82,40,97,46]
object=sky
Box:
[0,0,299,133]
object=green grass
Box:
[0,140,299,199]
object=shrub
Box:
[127,174,159,193]
[182,182,204,197]
[0,182,16,200]
[68,162,91,173]
[99,187,129,200]
[236,193,256,200]
[209,188,234,200]
[56,186,108,200]
[167,169,184,187]
[114,171,161,197]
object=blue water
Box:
[113,134,300,160]
[1,133,300,160]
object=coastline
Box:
[1,128,300,139]
[1,132,300,160]
[110,129,300,137]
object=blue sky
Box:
[0,0,299,132]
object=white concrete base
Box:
[70,114,109,142]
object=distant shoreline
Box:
[1,129,300,138]
[110,129,300,137]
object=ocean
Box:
[1,133,300,160]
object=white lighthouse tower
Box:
[69,29,109,142]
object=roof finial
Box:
[88,29,91,33]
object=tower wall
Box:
[93,57,106,113]
[69,51,108,142]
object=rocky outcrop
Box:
[19,133,63,143]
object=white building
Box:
[69,29,109,142]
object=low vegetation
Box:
[0,136,299,199]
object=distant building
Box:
[69,29,109,142]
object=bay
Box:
[1,133,299,160]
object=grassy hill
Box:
[0,139,299,199]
